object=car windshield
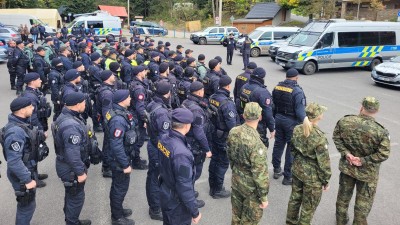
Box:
[391,56,400,62]
[289,31,321,47]
[286,33,298,43]
[67,18,79,28]
[248,30,264,40]
[203,27,212,32]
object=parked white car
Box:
[371,56,400,87]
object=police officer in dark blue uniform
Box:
[79,44,92,73]
[20,73,45,131]
[222,33,237,65]
[6,39,17,90]
[203,59,224,98]
[61,25,68,40]
[12,40,30,95]
[148,52,161,83]
[129,65,149,170]
[272,68,306,185]
[239,67,275,147]
[121,50,135,85]
[177,67,196,104]
[158,108,202,225]
[135,46,145,65]
[105,90,136,225]
[59,46,74,71]
[233,62,257,108]
[145,81,172,221]
[4,97,37,225]
[208,76,239,199]
[109,62,127,91]
[88,52,104,132]
[96,70,116,177]
[49,58,65,121]
[62,69,82,103]
[52,92,92,225]
[182,81,212,204]
[214,56,228,76]
[33,46,51,94]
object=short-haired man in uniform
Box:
[4,97,37,225]
[227,102,269,225]
[145,81,172,220]
[33,46,51,94]
[158,108,202,225]
[208,76,239,199]
[13,40,30,95]
[7,39,17,90]
[52,92,92,225]
[272,68,306,185]
[48,58,66,121]
[239,67,275,147]
[106,90,136,225]
[233,62,257,108]
[333,97,391,225]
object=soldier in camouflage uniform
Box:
[333,97,391,225]
[227,102,269,225]
[286,102,331,225]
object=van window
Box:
[319,32,334,48]
[0,28,9,33]
[338,31,396,47]
[209,28,218,34]
[29,19,40,25]
[227,28,237,33]
[259,32,272,41]
[218,28,224,33]
[274,31,295,40]
[75,20,84,28]
[87,21,103,28]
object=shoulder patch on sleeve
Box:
[162,122,170,130]
[265,98,271,105]
[114,129,122,138]
[69,135,80,145]
[178,165,191,179]
[138,94,144,100]
[228,111,235,118]
[10,141,22,152]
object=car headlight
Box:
[292,51,301,60]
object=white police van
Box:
[275,20,400,75]
[67,11,122,39]
[190,26,239,45]
[237,26,299,57]
[268,32,298,61]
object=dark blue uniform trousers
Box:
[110,169,130,220]
[208,141,229,193]
[160,185,192,225]
[102,121,111,169]
[8,171,36,225]
[64,181,85,225]
[194,161,204,181]
[242,53,250,69]
[272,114,298,178]
[133,126,146,163]
[146,142,161,211]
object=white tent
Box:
[0,8,62,28]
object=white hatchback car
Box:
[371,56,400,87]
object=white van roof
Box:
[303,20,400,32]
[254,26,300,32]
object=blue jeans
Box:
[146,141,161,211]
[32,34,37,43]
[272,114,298,178]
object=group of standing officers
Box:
[1,29,392,225]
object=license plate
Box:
[279,62,285,67]
[379,77,392,81]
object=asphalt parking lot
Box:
[0,36,399,225]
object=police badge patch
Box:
[138,94,144,100]
[163,122,170,130]
[114,129,122,138]
[266,98,271,105]
[228,111,235,118]
[69,135,80,145]
[10,141,21,151]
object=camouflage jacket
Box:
[291,125,331,186]
[333,114,391,183]
[227,123,269,202]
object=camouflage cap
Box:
[306,102,327,120]
[243,102,262,120]
[362,96,379,112]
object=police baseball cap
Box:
[65,69,80,82]
[306,102,327,120]
[185,49,193,55]
[51,58,63,67]
[219,75,232,87]
[209,59,219,70]
[124,49,135,58]
[100,70,113,81]
[174,55,184,62]
[159,62,169,73]
[15,40,23,45]
[109,62,121,73]
[168,61,175,70]
[24,72,40,83]
[247,62,257,69]
[362,96,380,112]
[186,57,196,65]
[90,52,101,61]
[286,68,299,78]
[36,46,45,52]
[113,89,130,104]
[184,67,195,77]
[64,92,85,106]
[156,80,171,96]
[73,61,83,69]
[172,108,193,124]
[168,51,176,57]
[133,65,146,76]
[243,102,262,120]
[214,56,222,63]
[10,97,32,112]
[176,45,184,49]
[251,67,266,79]
[45,37,53,42]
[190,81,204,93]
[151,51,159,58]
[198,54,205,61]
[158,40,163,45]
[165,42,171,47]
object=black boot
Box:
[78,219,92,225]
[112,217,135,225]
[102,167,112,178]
[149,208,163,221]
[273,167,282,179]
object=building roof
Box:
[245,2,282,19]
[98,5,128,17]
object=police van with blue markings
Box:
[190,26,239,45]
[275,20,400,75]
[237,26,299,57]
[67,11,122,40]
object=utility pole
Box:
[357,0,361,20]
[218,0,222,26]
[127,0,130,27]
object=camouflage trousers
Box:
[286,175,323,225]
[231,188,263,225]
[336,173,377,225]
